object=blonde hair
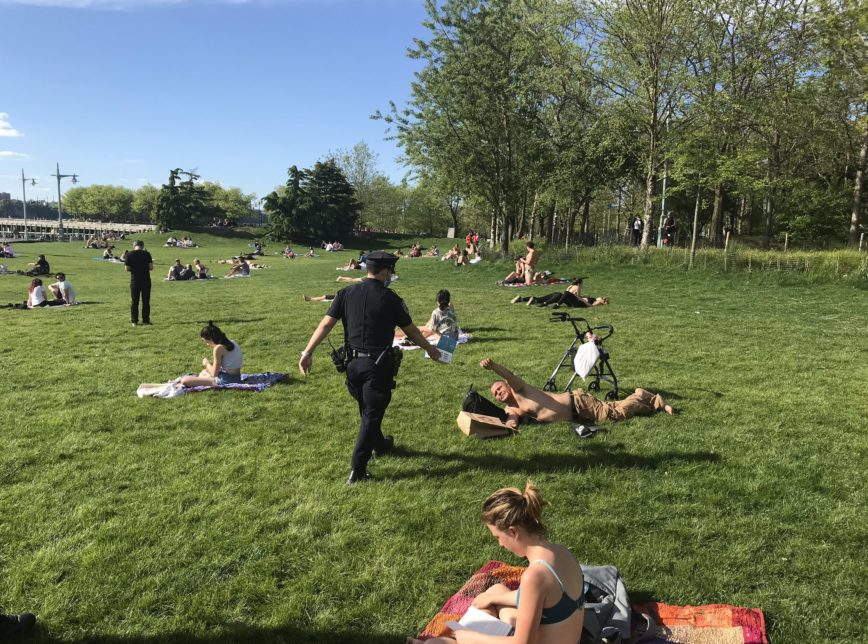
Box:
[481,480,549,537]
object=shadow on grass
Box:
[388,444,720,480]
[37,624,401,644]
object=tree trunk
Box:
[529,191,538,242]
[710,184,725,247]
[640,138,657,247]
[850,120,868,244]
[689,185,701,269]
[763,132,780,249]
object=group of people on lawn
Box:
[0,235,670,643]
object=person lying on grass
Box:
[480,357,673,429]
[406,481,584,644]
[510,278,608,308]
[303,294,336,302]
[180,322,243,387]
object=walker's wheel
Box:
[588,381,600,391]
[605,391,617,401]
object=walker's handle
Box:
[592,324,614,342]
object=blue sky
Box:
[0,0,429,203]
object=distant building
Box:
[0,192,11,201]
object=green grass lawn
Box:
[1,231,866,643]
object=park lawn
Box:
[0,231,866,643]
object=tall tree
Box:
[590,0,698,247]
[263,161,360,241]
[379,0,550,252]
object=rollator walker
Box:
[543,312,619,400]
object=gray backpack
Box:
[580,565,652,644]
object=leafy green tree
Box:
[379,0,552,252]
[132,185,160,223]
[154,169,217,229]
[590,0,698,248]
[62,185,134,222]
[264,161,360,241]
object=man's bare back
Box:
[481,358,674,426]
[481,358,572,426]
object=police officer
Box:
[299,251,440,484]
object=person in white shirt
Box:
[48,273,78,305]
[27,278,63,308]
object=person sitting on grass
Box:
[395,289,459,345]
[406,482,584,644]
[511,278,608,308]
[180,321,243,387]
[500,242,539,285]
[225,257,250,277]
[25,255,50,277]
[338,258,361,271]
[166,259,183,280]
[442,244,460,261]
[1,242,14,258]
[103,245,115,260]
[282,246,297,259]
[193,259,208,279]
[177,263,196,281]
[304,247,317,258]
[480,357,673,429]
[27,278,64,308]
[455,248,469,267]
[303,293,336,302]
[48,272,77,305]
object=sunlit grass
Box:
[0,231,866,642]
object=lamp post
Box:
[52,162,78,242]
[20,169,36,240]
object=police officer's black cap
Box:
[366,251,399,271]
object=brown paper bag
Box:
[456,411,513,438]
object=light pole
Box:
[51,162,78,242]
[20,169,36,240]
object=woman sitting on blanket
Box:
[510,278,608,308]
[396,290,459,344]
[225,257,250,277]
[407,482,584,644]
[180,321,243,387]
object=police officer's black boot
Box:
[0,612,36,638]
[346,469,371,485]
[374,435,394,457]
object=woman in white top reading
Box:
[407,482,584,644]
[180,321,243,387]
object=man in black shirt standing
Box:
[125,240,153,326]
[299,251,440,484]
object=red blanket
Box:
[416,560,767,644]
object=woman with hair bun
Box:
[180,322,243,387]
[408,482,584,644]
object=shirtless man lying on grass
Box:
[480,357,674,429]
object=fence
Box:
[0,218,156,241]
[541,242,868,282]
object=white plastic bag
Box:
[573,341,600,380]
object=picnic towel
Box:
[393,331,472,350]
[500,277,570,287]
[137,372,288,398]
[633,602,768,644]
[415,561,767,644]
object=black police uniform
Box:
[326,271,412,477]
